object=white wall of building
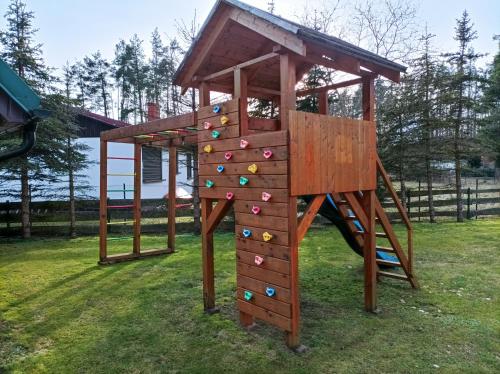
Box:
[82,138,192,200]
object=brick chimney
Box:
[147,102,160,122]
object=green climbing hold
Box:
[239,176,249,186]
[211,130,220,139]
[206,180,214,188]
[244,290,253,301]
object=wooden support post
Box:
[279,53,296,130]
[318,91,328,115]
[168,145,177,251]
[133,143,141,255]
[199,82,210,108]
[361,190,377,312]
[297,194,326,242]
[99,139,108,262]
[234,68,248,136]
[201,198,217,312]
[286,196,301,348]
[362,77,375,122]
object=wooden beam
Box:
[99,140,107,262]
[303,52,362,77]
[201,198,216,311]
[199,52,279,83]
[286,196,301,348]
[343,192,369,230]
[229,8,306,56]
[297,78,363,97]
[133,143,141,255]
[361,190,377,312]
[199,82,210,107]
[279,53,296,130]
[297,194,326,242]
[208,82,280,99]
[179,7,232,92]
[234,69,248,136]
[168,146,177,251]
[362,77,375,122]
[101,113,195,141]
[318,91,328,115]
[360,60,400,83]
[206,199,233,234]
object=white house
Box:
[74,109,193,200]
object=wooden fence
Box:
[1,186,499,236]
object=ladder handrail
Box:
[376,155,412,230]
[376,155,414,274]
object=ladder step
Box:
[336,200,348,204]
[345,215,357,220]
[376,259,402,267]
[376,245,394,253]
[376,232,387,238]
[377,270,408,281]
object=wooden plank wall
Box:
[289,111,377,196]
[198,99,294,332]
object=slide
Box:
[302,194,397,262]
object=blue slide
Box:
[302,194,397,262]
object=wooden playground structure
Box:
[98,0,418,349]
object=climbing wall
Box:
[198,99,294,332]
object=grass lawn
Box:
[0,220,499,373]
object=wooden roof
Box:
[173,0,406,96]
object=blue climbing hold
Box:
[265,287,276,297]
[213,105,221,113]
[242,229,252,238]
[217,165,225,173]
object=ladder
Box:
[329,157,419,288]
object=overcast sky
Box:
[0,0,498,72]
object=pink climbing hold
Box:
[226,192,234,200]
[261,192,272,202]
[263,150,273,159]
[240,139,249,149]
[251,205,261,215]
[254,255,264,266]
[224,152,233,160]
[203,121,212,130]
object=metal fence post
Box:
[475,178,479,219]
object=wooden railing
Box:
[376,155,414,274]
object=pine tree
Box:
[443,10,483,222]
[81,51,112,117]
[0,0,55,238]
[480,37,500,168]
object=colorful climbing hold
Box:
[262,232,273,242]
[242,229,252,238]
[203,144,213,153]
[244,290,253,301]
[248,163,258,174]
[251,205,261,215]
[213,105,221,113]
[220,115,229,125]
[203,121,213,130]
[265,287,276,297]
[263,150,273,159]
[224,152,233,160]
[254,255,264,266]
[240,139,249,149]
[239,176,249,186]
[216,165,225,173]
[226,192,234,200]
[211,130,221,139]
[205,180,214,188]
[262,192,272,202]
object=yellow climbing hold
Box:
[247,163,258,174]
[220,115,229,125]
[203,144,213,153]
[262,232,273,242]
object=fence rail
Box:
[1,185,499,236]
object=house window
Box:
[142,146,162,183]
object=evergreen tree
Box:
[0,0,56,238]
[81,51,112,117]
[480,37,500,168]
[443,10,483,222]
